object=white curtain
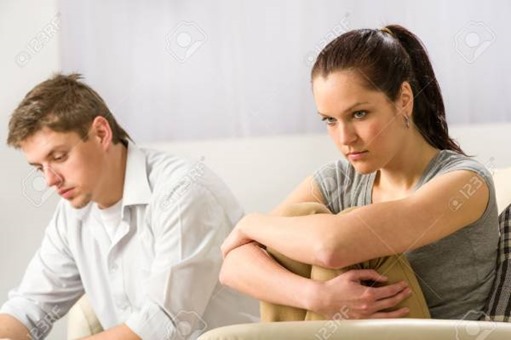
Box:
[58,0,511,142]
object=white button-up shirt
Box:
[1,143,258,339]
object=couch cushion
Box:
[484,203,511,322]
[67,295,103,338]
[493,167,511,214]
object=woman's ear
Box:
[399,81,414,118]
[90,116,113,149]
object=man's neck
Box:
[97,142,128,209]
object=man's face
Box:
[20,127,106,208]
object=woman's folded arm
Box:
[235,170,489,268]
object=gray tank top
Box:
[313,150,499,319]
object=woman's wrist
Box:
[303,279,324,313]
[239,213,262,238]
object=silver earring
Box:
[404,115,410,128]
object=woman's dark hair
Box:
[312,24,463,154]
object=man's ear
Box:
[399,81,414,117]
[90,116,113,149]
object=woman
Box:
[220,25,499,321]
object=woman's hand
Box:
[221,214,259,258]
[310,269,412,319]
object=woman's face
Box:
[312,70,411,174]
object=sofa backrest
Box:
[145,131,511,214]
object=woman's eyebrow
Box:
[317,102,369,117]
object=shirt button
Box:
[111,264,118,272]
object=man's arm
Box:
[0,314,30,340]
[120,177,249,338]
[0,201,84,339]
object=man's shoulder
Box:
[141,147,212,187]
[141,147,240,206]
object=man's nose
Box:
[43,167,62,187]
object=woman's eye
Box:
[353,111,367,119]
[321,117,337,126]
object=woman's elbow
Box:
[219,261,234,287]
[314,242,346,269]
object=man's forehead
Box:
[21,128,80,162]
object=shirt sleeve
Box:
[125,179,235,339]
[313,159,354,213]
[0,201,84,339]
[435,156,497,224]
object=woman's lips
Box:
[347,151,368,161]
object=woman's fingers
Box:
[372,286,413,312]
[371,280,409,300]
[369,306,410,319]
[348,280,411,318]
[345,269,388,283]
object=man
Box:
[0,74,258,339]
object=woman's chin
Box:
[350,162,378,175]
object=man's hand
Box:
[310,269,412,319]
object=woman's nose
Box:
[338,123,358,145]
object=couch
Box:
[67,129,511,339]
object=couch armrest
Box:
[67,295,103,339]
[198,319,511,340]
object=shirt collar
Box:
[70,141,152,222]
[122,141,152,207]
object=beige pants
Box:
[260,202,431,321]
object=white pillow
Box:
[493,167,511,214]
